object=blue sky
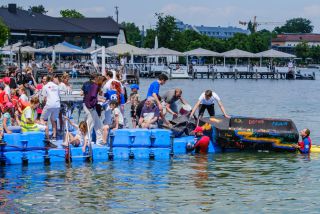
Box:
[2,0,320,32]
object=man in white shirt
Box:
[190,90,229,120]
[40,75,60,142]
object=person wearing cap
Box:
[3,77,11,99]
[192,126,210,154]
[2,102,21,134]
[128,84,140,128]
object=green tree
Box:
[309,45,320,63]
[247,21,255,33]
[143,29,157,48]
[29,5,47,14]
[274,18,313,34]
[60,9,84,18]
[155,13,178,49]
[0,19,9,47]
[295,41,310,60]
[121,22,141,46]
[227,33,250,51]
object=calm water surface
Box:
[1,73,320,213]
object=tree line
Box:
[0,5,319,62]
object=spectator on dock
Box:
[102,100,124,145]
[128,84,140,128]
[40,75,60,143]
[190,90,230,122]
[138,97,160,129]
[59,73,72,94]
[82,73,103,144]
[2,102,21,134]
[62,117,89,152]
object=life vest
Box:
[20,106,39,132]
[298,136,312,154]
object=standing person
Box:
[146,74,168,111]
[40,75,60,142]
[162,88,188,119]
[82,73,103,144]
[190,90,229,121]
[59,72,72,94]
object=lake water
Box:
[1,73,320,213]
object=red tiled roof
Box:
[272,34,320,42]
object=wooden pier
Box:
[193,71,316,80]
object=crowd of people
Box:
[0,66,312,154]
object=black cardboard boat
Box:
[200,116,299,152]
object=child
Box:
[62,116,89,153]
[101,100,124,145]
[128,84,140,128]
[294,128,312,154]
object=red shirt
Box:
[194,136,210,154]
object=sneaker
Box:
[51,136,57,142]
[44,139,58,148]
[96,141,106,146]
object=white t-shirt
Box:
[112,107,124,126]
[42,81,60,108]
[20,94,29,102]
[59,82,71,94]
[75,128,88,146]
[198,92,221,105]
[4,85,10,98]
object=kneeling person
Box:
[19,96,46,132]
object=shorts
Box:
[198,104,215,117]
[41,106,60,121]
[110,124,124,129]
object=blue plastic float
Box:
[0,116,300,165]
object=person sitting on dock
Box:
[138,97,160,129]
[102,100,124,145]
[2,102,21,134]
[18,96,46,133]
[189,90,230,123]
[162,88,188,120]
[293,129,312,154]
[62,117,89,153]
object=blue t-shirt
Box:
[146,81,160,98]
[105,90,125,104]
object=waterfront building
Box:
[0,4,126,48]
[272,33,320,54]
[175,19,250,39]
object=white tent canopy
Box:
[106,43,147,55]
[184,48,221,57]
[13,46,37,53]
[0,42,22,51]
[221,49,257,58]
[148,47,183,56]
[37,43,82,54]
[256,49,296,58]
